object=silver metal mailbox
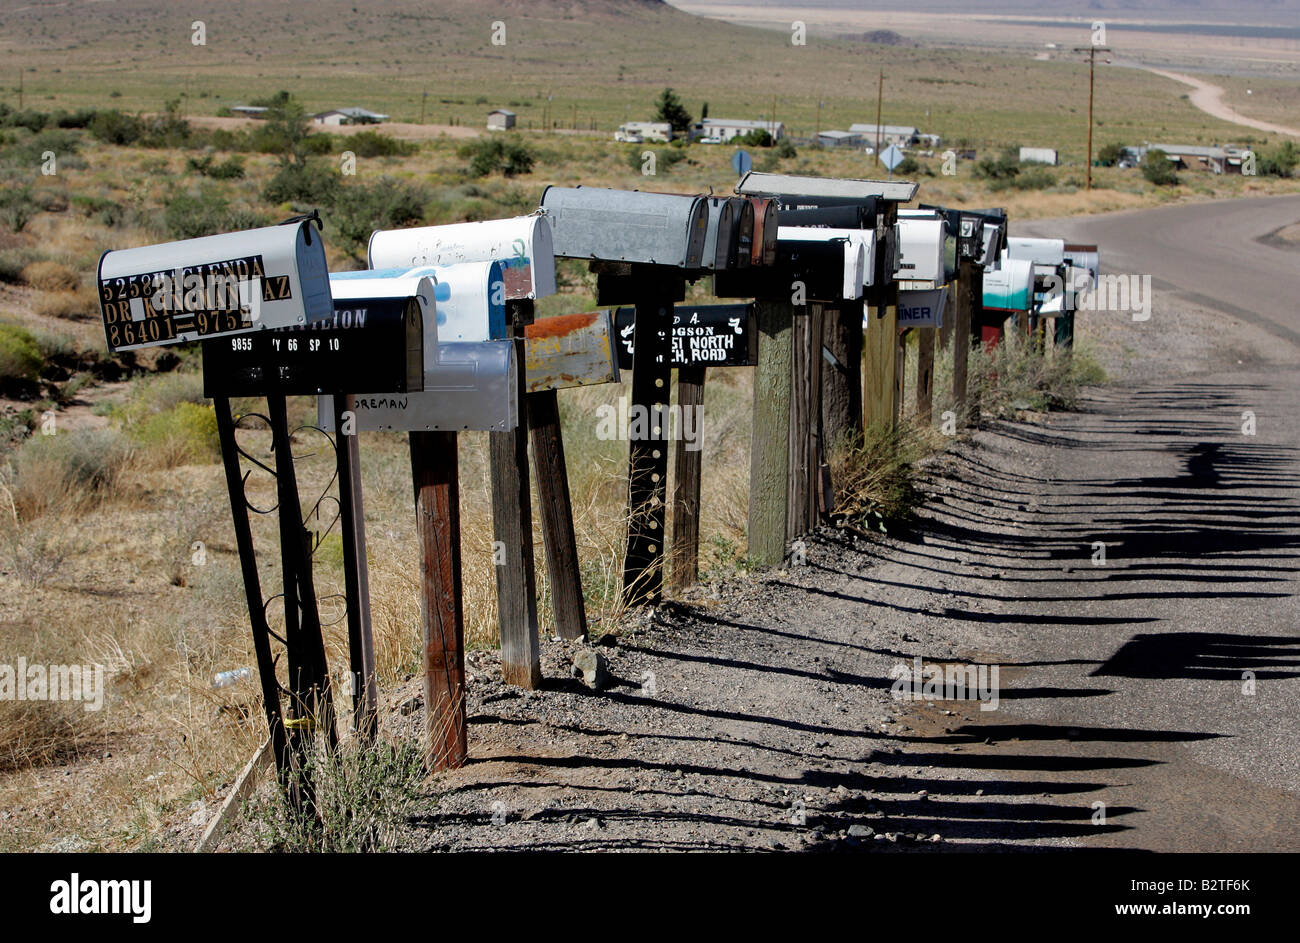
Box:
[776,226,877,288]
[367,214,556,301]
[98,219,332,353]
[330,261,507,342]
[1007,237,1065,268]
[318,340,518,433]
[895,211,957,288]
[736,171,918,207]
[539,186,709,268]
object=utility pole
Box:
[1073,44,1111,190]
[18,69,22,111]
[419,87,427,124]
[815,99,823,137]
[874,70,883,168]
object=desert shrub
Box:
[1141,149,1178,186]
[624,145,687,174]
[240,739,427,852]
[262,159,341,206]
[1001,166,1054,191]
[968,335,1107,416]
[896,155,920,175]
[88,109,144,146]
[164,187,267,240]
[344,130,416,158]
[69,194,125,227]
[0,324,44,386]
[19,260,78,292]
[331,178,430,257]
[0,248,43,284]
[130,401,219,467]
[828,422,926,532]
[461,136,536,177]
[52,108,99,129]
[1096,142,1125,167]
[775,137,798,159]
[973,148,1021,181]
[1256,141,1298,178]
[5,427,133,518]
[33,290,95,320]
[0,108,48,133]
[0,185,38,232]
[187,152,246,179]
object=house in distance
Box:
[487,109,517,130]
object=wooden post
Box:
[492,300,541,687]
[670,365,705,593]
[862,285,899,431]
[409,430,467,771]
[916,328,935,426]
[622,280,674,606]
[527,389,588,640]
[821,299,863,457]
[333,394,378,743]
[787,304,823,539]
[1055,311,1075,352]
[953,260,978,426]
[748,299,793,567]
[894,328,907,425]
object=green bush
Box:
[974,148,1021,181]
[0,184,38,232]
[263,159,341,205]
[1141,149,1178,186]
[331,178,430,257]
[461,137,536,177]
[187,153,245,179]
[1097,142,1125,167]
[88,110,144,146]
[345,130,416,158]
[1256,141,1298,178]
[775,137,798,159]
[0,324,44,386]
[9,428,132,497]
[131,402,219,466]
[624,145,687,174]
[70,194,125,226]
[164,187,267,240]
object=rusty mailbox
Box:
[367,214,556,301]
[98,219,332,353]
[523,311,620,393]
[539,186,709,268]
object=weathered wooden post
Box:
[915,328,934,425]
[540,186,711,606]
[612,304,756,592]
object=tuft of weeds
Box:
[239,739,427,852]
[828,421,930,533]
[968,334,1107,417]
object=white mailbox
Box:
[97,220,332,353]
[1006,237,1065,268]
[367,214,556,301]
[776,226,877,288]
[330,261,507,342]
[895,211,957,288]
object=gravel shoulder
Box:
[384,196,1300,852]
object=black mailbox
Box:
[202,297,424,397]
[775,202,880,229]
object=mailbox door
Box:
[748,197,779,267]
[99,219,332,353]
[1006,237,1065,267]
[319,340,517,432]
[700,197,737,271]
[366,215,556,300]
[895,218,945,284]
[523,311,620,392]
[729,198,754,269]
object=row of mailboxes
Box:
[367,214,557,301]
[98,220,333,353]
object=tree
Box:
[255,93,313,167]
[701,102,709,120]
[1097,142,1124,167]
[1141,148,1178,186]
[654,88,693,134]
